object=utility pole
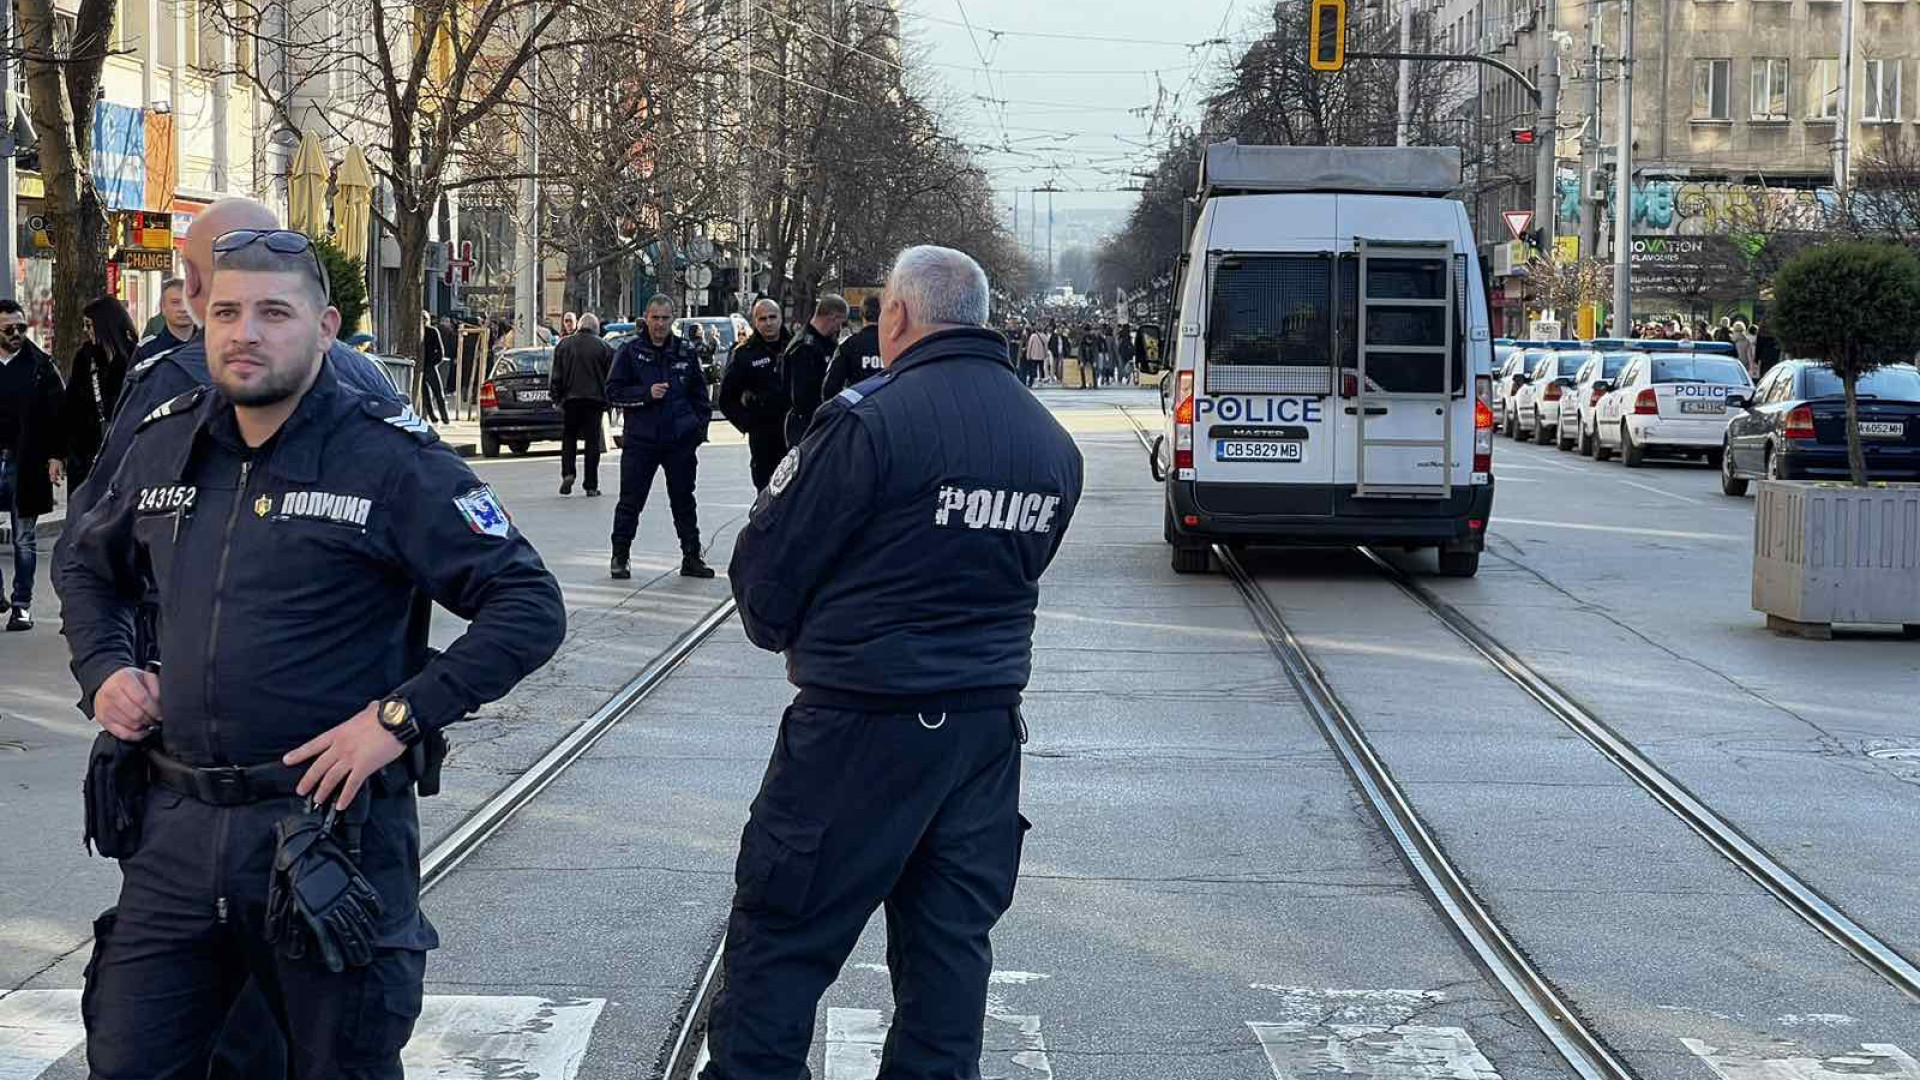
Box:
[1580,3,1603,264]
[518,0,542,337]
[1046,186,1054,286]
[1396,0,1413,145]
[1610,0,1634,335]
[1534,0,1561,264]
[0,0,16,302]
[738,0,753,312]
[1833,0,1856,190]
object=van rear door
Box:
[1192,254,1339,515]
[1349,239,1462,497]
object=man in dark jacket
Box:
[706,245,1083,1080]
[132,277,196,363]
[821,293,883,399]
[550,313,614,496]
[779,294,848,446]
[717,299,791,490]
[606,294,715,580]
[0,300,64,631]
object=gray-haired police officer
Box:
[606,293,716,580]
[705,245,1084,1079]
[58,229,566,1080]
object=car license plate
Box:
[1678,400,1722,415]
[1216,439,1302,462]
[518,389,550,403]
[1861,420,1905,437]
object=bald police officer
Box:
[717,298,792,490]
[706,246,1084,1078]
[59,229,566,1079]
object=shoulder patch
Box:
[841,371,893,405]
[768,447,801,497]
[139,386,207,429]
[361,398,439,444]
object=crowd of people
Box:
[1000,317,1155,388]
[1628,314,1781,378]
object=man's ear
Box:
[321,305,342,342]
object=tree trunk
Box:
[1843,368,1867,486]
[393,209,431,416]
[21,0,111,376]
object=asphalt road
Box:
[4,388,1917,1079]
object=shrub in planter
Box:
[1767,242,1920,485]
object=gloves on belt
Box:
[265,808,384,972]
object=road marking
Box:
[1247,986,1447,1027]
[1614,476,1709,505]
[1681,1038,1920,1079]
[1249,1022,1500,1079]
[1494,516,1745,543]
[824,1007,1054,1079]
[0,992,83,1080]
[0,992,605,1080]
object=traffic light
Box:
[1510,128,1537,145]
[1309,0,1347,72]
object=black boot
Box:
[610,553,631,580]
[679,552,715,579]
[560,474,574,495]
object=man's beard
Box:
[216,350,316,407]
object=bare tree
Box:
[1838,131,1920,245]
[19,0,115,370]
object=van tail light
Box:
[1633,388,1658,415]
[1173,371,1195,470]
[1473,375,1494,475]
[1784,405,1815,440]
[1542,382,1563,402]
[480,381,498,409]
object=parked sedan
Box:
[1720,361,1920,494]
[1592,351,1753,467]
[479,346,562,458]
[1501,348,1550,438]
[1561,350,1635,456]
[1516,349,1594,447]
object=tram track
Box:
[1113,402,1920,1077]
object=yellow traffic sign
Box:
[1309,0,1347,72]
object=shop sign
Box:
[118,248,174,272]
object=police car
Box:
[1512,348,1591,445]
[1560,349,1635,455]
[1154,144,1495,577]
[1591,344,1751,467]
[1490,341,1533,431]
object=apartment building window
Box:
[1807,58,1840,119]
[1751,57,1789,120]
[1864,59,1903,122]
[1693,58,1732,120]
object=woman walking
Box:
[65,295,138,488]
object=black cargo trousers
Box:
[701,704,1029,1080]
[83,786,429,1080]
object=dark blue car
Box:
[1721,361,1920,494]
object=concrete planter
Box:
[1752,479,1920,638]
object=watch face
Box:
[380,700,409,729]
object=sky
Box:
[896,0,1246,216]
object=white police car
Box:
[1515,349,1593,447]
[1561,350,1634,456]
[1592,347,1752,467]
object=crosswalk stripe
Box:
[0,992,604,1080]
[1249,1022,1501,1080]
[823,1007,1054,1079]
[0,992,84,1080]
[1681,1038,1920,1080]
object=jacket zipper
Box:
[203,457,251,765]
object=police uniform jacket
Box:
[606,332,713,447]
[822,324,883,399]
[728,327,1084,714]
[59,360,567,771]
[779,323,837,442]
[717,329,791,433]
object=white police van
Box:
[1152,143,1496,577]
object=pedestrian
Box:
[706,244,1083,1079]
[561,311,578,338]
[551,312,613,496]
[0,300,64,632]
[1754,320,1782,375]
[56,226,566,1080]
[418,312,451,424]
[1024,322,1049,389]
[779,294,849,447]
[134,277,197,363]
[1077,323,1098,388]
[1115,322,1135,384]
[1713,315,1734,344]
[1732,319,1756,378]
[65,295,138,489]
[823,293,884,399]
[1096,323,1117,386]
[720,299,793,490]
[1049,323,1070,384]
[606,294,716,581]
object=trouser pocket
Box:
[79,907,117,1030]
[733,803,829,922]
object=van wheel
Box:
[481,432,501,458]
[1438,550,1480,577]
[1171,545,1211,575]
[1621,423,1646,468]
[1720,443,1749,496]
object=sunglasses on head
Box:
[211,229,332,300]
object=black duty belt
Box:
[147,750,306,807]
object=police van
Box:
[1151,143,1495,577]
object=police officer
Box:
[606,293,716,580]
[57,228,566,1080]
[778,293,848,446]
[705,245,1084,1078]
[716,298,791,490]
[821,293,884,399]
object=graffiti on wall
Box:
[1569,179,1839,236]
